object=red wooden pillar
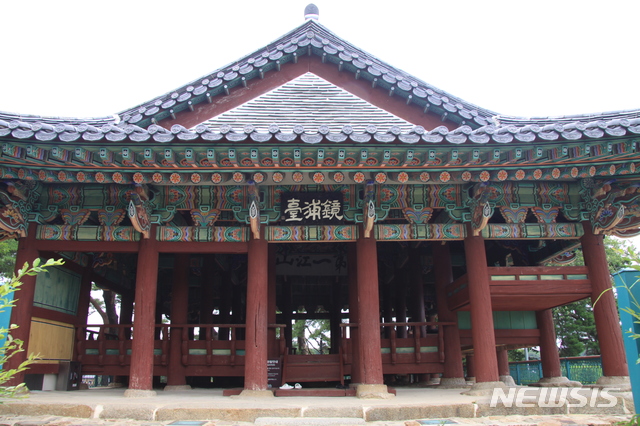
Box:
[580,223,629,380]
[200,255,215,327]
[348,243,363,384]
[267,245,278,359]
[166,253,190,389]
[282,278,293,350]
[536,309,562,378]
[354,231,390,398]
[432,243,466,386]
[463,228,501,387]
[6,223,39,387]
[219,270,233,341]
[466,354,475,380]
[395,269,408,338]
[330,279,342,355]
[496,348,515,386]
[408,247,426,337]
[497,349,510,377]
[125,227,159,397]
[241,233,270,394]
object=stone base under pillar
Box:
[164,385,192,391]
[594,376,631,391]
[356,384,395,399]
[236,389,275,398]
[529,376,582,387]
[499,375,516,387]
[462,381,507,396]
[438,377,469,389]
[124,389,157,398]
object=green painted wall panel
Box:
[457,311,537,330]
[34,266,81,316]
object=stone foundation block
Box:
[364,403,474,421]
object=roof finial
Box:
[304,4,319,21]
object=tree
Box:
[291,309,331,355]
[553,237,633,356]
[0,239,18,279]
[89,283,119,325]
[0,258,64,397]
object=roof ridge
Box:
[116,19,498,129]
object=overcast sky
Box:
[2,1,640,120]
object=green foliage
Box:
[0,258,64,398]
[0,240,17,279]
[508,348,539,362]
[508,349,526,362]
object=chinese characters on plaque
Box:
[281,192,344,225]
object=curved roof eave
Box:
[3,116,640,146]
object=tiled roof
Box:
[117,20,497,129]
[203,73,414,133]
[3,110,640,145]
[496,109,640,126]
[0,111,117,127]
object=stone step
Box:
[254,418,366,426]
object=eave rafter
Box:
[1,137,639,187]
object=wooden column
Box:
[432,243,465,382]
[232,273,244,340]
[383,276,395,338]
[464,228,500,383]
[6,223,39,386]
[166,254,190,388]
[395,269,408,338]
[497,349,510,377]
[536,309,562,378]
[282,278,293,350]
[242,234,269,392]
[125,227,159,396]
[348,243,363,384]
[330,278,342,355]
[409,247,427,337]
[580,223,629,378]
[267,245,278,359]
[219,270,232,341]
[466,354,475,380]
[119,292,134,340]
[200,255,215,328]
[356,234,384,385]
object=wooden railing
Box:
[76,323,286,373]
[379,322,452,365]
[337,321,453,377]
[77,321,448,379]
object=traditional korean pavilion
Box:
[1,5,633,397]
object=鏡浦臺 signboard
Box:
[281,192,344,225]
